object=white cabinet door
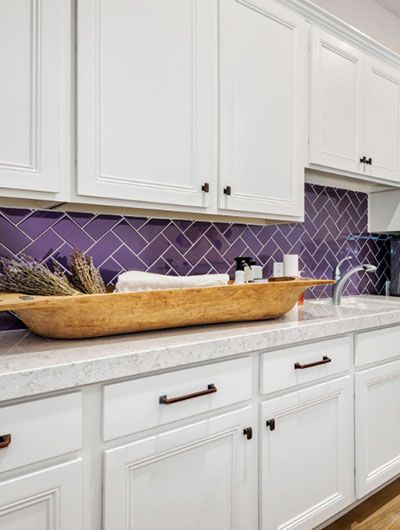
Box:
[261,376,354,530]
[78,0,217,209]
[0,0,70,193]
[356,359,400,498]
[364,57,400,183]
[309,28,364,174]
[0,460,83,530]
[219,0,306,218]
[104,407,257,530]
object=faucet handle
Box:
[334,256,352,281]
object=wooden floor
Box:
[324,478,400,529]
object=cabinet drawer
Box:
[103,357,252,441]
[0,392,82,473]
[261,336,351,395]
[355,326,400,367]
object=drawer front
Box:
[261,336,351,395]
[0,392,82,473]
[355,325,400,367]
[103,357,252,441]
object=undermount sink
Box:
[311,296,400,310]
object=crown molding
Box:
[279,0,400,67]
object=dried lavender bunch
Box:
[70,249,106,295]
[0,255,81,296]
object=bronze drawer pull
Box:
[0,434,11,449]
[294,356,332,370]
[159,384,217,405]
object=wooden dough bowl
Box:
[0,278,334,340]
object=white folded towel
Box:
[115,271,229,293]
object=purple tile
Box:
[205,226,230,254]
[99,257,124,285]
[184,222,210,243]
[52,217,93,250]
[223,224,247,244]
[112,220,147,252]
[20,230,64,261]
[87,232,122,267]
[190,259,214,275]
[125,216,148,230]
[163,224,191,253]
[184,237,212,266]
[138,219,170,242]
[66,211,94,227]
[162,246,192,275]
[113,246,147,272]
[147,257,171,275]
[138,234,170,266]
[84,215,120,239]
[0,215,31,254]
[19,211,64,239]
[52,242,74,268]
[0,207,32,224]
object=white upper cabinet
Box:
[77,0,217,209]
[364,58,400,183]
[310,26,400,185]
[219,0,306,218]
[0,0,70,194]
[309,28,364,174]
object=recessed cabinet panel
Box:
[309,28,363,173]
[356,359,400,497]
[364,58,400,182]
[0,0,70,193]
[219,0,306,217]
[0,392,82,473]
[104,407,257,530]
[78,0,216,208]
[261,377,354,530]
[0,460,83,530]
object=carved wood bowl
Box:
[0,278,334,339]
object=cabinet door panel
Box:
[219,0,306,217]
[261,377,354,530]
[0,460,83,530]
[364,58,400,183]
[104,407,257,530]
[309,28,363,174]
[78,0,216,208]
[356,359,400,497]
[0,0,70,193]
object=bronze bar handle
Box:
[159,384,217,405]
[0,434,11,449]
[294,356,332,370]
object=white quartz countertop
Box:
[2,295,400,402]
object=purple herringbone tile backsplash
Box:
[0,184,390,332]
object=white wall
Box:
[311,0,400,54]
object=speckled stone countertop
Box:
[2,295,400,402]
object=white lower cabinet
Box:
[261,376,354,530]
[104,406,257,530]
[0,460,83,530]
[356,358,400,498]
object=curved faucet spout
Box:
[332,264,377,305]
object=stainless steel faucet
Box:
[332,262,377,305]
[334,256,352,283]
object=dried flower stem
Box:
[70,249,106,294]
[0,255,81,296]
